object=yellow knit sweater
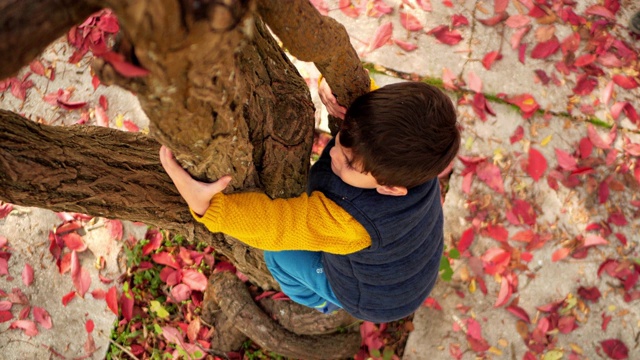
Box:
[191,191,371,255]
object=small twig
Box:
[97,330,140,360]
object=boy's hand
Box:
[159,145,232,216]
[318,76,347,120]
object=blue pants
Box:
[264,250,341,313]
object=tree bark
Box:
[0,0,370,356]
[0,0,102,80]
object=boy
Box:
[159,80,460,323]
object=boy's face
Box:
[329,133,381,189]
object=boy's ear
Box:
[376,185,408,196]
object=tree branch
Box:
[256,0,370,132]
[210,271,362,359]
[0,0,102,80]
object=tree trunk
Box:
[0,0,369,357]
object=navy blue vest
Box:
[308,139,444,323]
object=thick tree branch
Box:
[0,110,189,230]
[256,0,370,132]
[210,271,362,359]
[0,0,102,80]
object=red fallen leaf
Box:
[602,312,612,331]
[415,0,432,11]
[506,94,539,118]
[552,247,571,262]
[22,264,34,286]
[99,95,108,111]
[451,14,469,28]
[511,229,534,243]
[366,0,392,17]
[19,305,30,320]
[91,288,106,300]
[57,99,87,110]
[101,51,150,78]
[531,37,560,59]
[361,321,384,350]
[86,319,95,333]
[601,339,629,359]
[585,5,616,20]
[505,14,530,28]
[187,317,201,343]
[30,60,46,76]
[0,301,11,311]
[427,25,463,45]
[56,221,83,235]
[598,181,609,204]
[0,204,13,219]
[400,12,423,31]
[486,224,508,242]
[91,75,100,90]
[481,248,511,275]
[171,283,192,303]
[442,0,453,7]
[510,26,530,49]
[10,320,38,337]
[392,39,418,52]
[33,307,53,329]
[181,269,207,291]
[0,311,13,323]
[214,261,236,273]
[477,12,508,26]
[558,316,577,334]
[62,291,76,306]
[494,0,508,13]
[615,233,628,246]
[457,227,474,253]
[579,137,593,159]
[423,297,443,310]
[152,252,180,269]
[612,75,638,90]
[476,161,504,193]
[367,22,393,52]
[582,235,608,248]
[122,120,140,132]
[106,286,118,316]
[271,291,290,300]
[0,257,7,277]
[555,148,578,171]
[142,229,163,255]
[338,0,360,18]
[63,233,87,252]
[510,126,524,144]
[518,43,526,64]
[467,71,482,93]
[73,267,92,297]
[526,148,547,182]
[472,93,496,121]
[120,288,134,321]
[574,53,597,67]
[587,123,615,150]
[97,13,119,33]
[506,305,531,323]
[573,75,598,96]
[494,276,512,307]
[105,219,123,241]
[577,286,601,302]
[482,51,502,70]
[608,211,627,226]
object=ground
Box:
[1,1,640,359]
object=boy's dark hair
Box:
[339,81,460,189]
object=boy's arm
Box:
[159,145,370,255]
[192,191,371,255]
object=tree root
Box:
[207,271,361,359]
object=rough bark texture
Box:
[256,0,370,133]
[0,0,370,356]
[0,0,101,80]
[210,271,361,359]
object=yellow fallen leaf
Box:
[498,338,508,348]
[542,349,563,360]
[570,343,583,354]
[465,136,474,150]
[541,134,553,146]
[488,346,502,356]
[469,278,476,293]
[115,113,124,128]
